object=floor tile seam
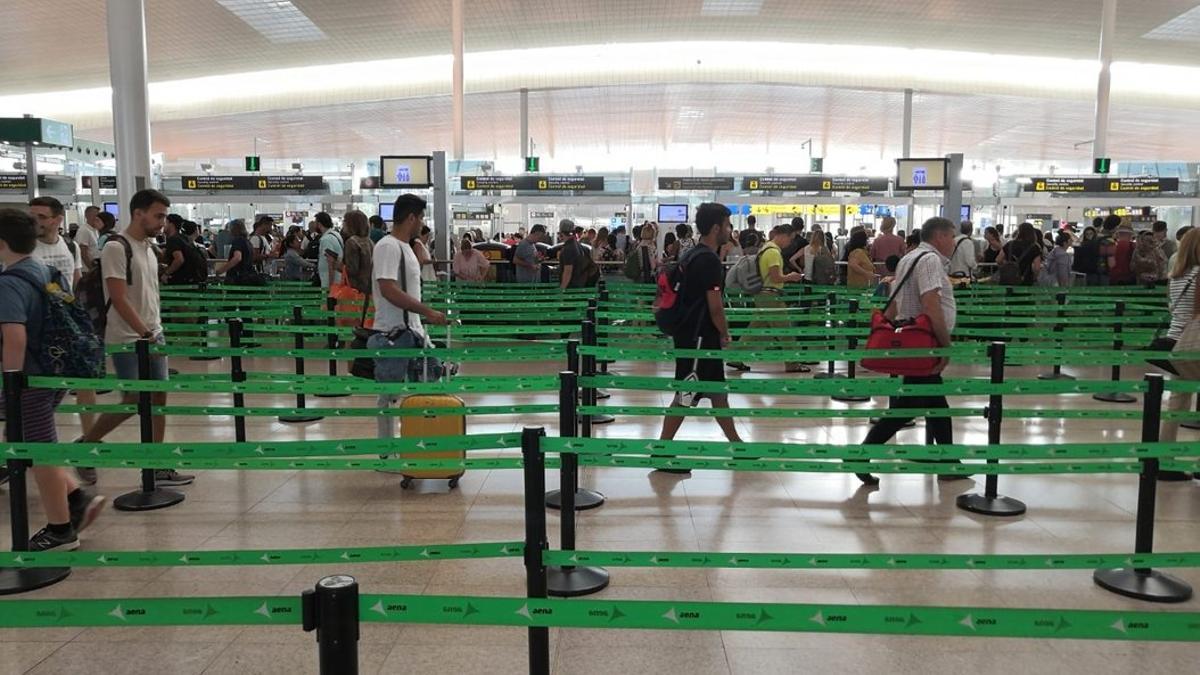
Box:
[19,639,73,675]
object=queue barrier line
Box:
[579,345,1200,366]
[545,550,1200,571]
[22,456,534,472]
[26,374,559,396]
[160,322,582,337]
[5,433,521,461]
[56,403,560,418]
[597,309,1166,327]
[574,457,1145,475]
[0,541,524,569]
[3,593,1196,642]
[545,436,1200,462]
[581,375,1146,396]
[597,324,1154,341]
[102,344,566,361]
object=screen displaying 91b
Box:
[380,156,433,189]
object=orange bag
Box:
[331,265,372,328]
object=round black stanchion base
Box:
[1037,372,1076,381]
[168,368,180,376]
[314,393,350,398]
[1156,470,1193,482]
[547,565,610,597]
[591,414,615,425]
[0,566,71,595]
[956,493,1027,517]
[1182,421,1200,431]
[278,415,324,424]
[1094,568,1194,603]
[187,356,221,361]
[545,488,605,511]
[832,393,870,403]
[112,488,185,512]
[596,390,611,400]
[1093,392,1138,404]
[868,418,916,428]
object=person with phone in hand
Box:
[856,217,966,486]
[656,203,744,476]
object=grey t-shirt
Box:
[0,257,50,374]
[514,238,539,283]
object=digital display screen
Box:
[657,204,689,223]
[380,155,433,189]
[104,202,119,218]
[896,159,949,190]
[379,202,395,222]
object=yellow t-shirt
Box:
[758,242,784,290]
[847,248,875,288]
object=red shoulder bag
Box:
[860,252,942,377]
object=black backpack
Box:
[653,246,713,337]
[180,241,209,283]
[78,234,133,339]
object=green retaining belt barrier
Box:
[5,594,1195,642]
[581,375,1145,397]
[27,374,558,396]
[579,405,1200,422]
[106,344,565,361]
[0,542,523,568]
[6,434,520,461]
[575,456,1144,475]
[545,550,1200,571]
[57,403,560,418]
[545,437,1199,462]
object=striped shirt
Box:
[1167,267,1199,340]
[890,243,956,332]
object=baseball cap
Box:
[558,218,576,234]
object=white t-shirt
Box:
[32,236,82,285]
[318,230,344,288]
[101,235,161,344]
[74,224,100,262]
[372,235,424,339]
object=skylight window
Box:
[215,0,327,44]
[1143,5,1200,42]
[701,0,764,17]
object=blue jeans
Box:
[367,330,418,440]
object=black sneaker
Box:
[29,526,79,552]
[154,469,195,486]
[69,491,107,533]
[727,362,751,372]
[856,473,880,486]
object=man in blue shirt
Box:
[0,208,106,550]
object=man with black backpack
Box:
[0,209,106,550]
[162,220,208,286]
[655,203,744,475]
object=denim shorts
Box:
[367,330,418,383]
[111,334,169,380]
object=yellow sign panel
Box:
[466,179,476,189]
[538,179,548,189]
[821,180,832,190]
[749,179,759,190]
[750,204,844,217]
[1035,181,1046,191]
[186,179,197,189]
[258,179,268,189]
[1110,181,1121,192]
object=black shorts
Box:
[673,330,726,384]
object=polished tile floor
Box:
[2,353,1198,674]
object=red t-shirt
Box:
[1109,239,1134,283]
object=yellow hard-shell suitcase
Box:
[397,393,466,489]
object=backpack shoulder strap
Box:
[106,234,135,283]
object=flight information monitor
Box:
[103,202,119,218]
[379,201,395,222]
[658,204,689,223]
[896,158,949,190]
[380,155,433,189]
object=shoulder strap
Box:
[882,251,932,315]
[1167,272,1197,318]
[66,238,77,256]
[399,241,410,328]
[107,234,134,283]
[951,236,969,257]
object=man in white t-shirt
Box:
[370,194,447,440]
[313,212,343,290]
[249,215,276,272]
[75,205,102,271]
[29,197,82,289]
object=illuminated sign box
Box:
[380,155,433,189]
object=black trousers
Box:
[863,374,952,446]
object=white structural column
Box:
[23,115,37,200]
[1093,0,1117,162]
[451,0,465,161]
[944,153,964,226]
[106,0,153,223]
[902,88,913,158]
[520,88,530,160]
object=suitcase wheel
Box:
[400,477,414,489]
[448,477,460,489]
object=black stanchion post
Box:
[546,370,609,597]
[582,319,613,426]
[301,574,360,674]
[316,297,349,398]
[956,341,1027,516]
[813,292,844,380]
[588,297,612,398]
[597,281,612,378]
[1094,301,1137,403]
[1183,396,1200,432]
[1094,374,1193,602]
[228,319,248,443]
[0,371,71,594]
[188,280,221,361]
[113,339,185,512]
[1038,292,1075,381]
[833,298,869,402]
[522,426,551,675]
[546,338,605,510]
[280,305,323,423]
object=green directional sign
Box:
[245,155,261,172]
[525,156,540,172]
[1093,157,1111,175]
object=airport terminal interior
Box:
[2,1,1200,673]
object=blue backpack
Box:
[2,266,106,379]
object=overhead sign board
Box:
[181,175,325,191]
[460,175,605,192]
[0,174,32,190]
[657,177,735,191]
[81,175,118,189]
[452,211,493,221]
[741,175,889,193]
[1024,177,1180,193]
[0,117,74,148]
[529,211,555,218]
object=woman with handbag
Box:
[1160,228,1200,480]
